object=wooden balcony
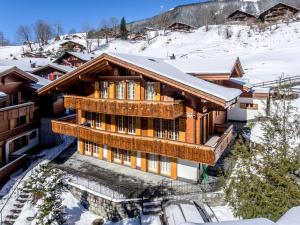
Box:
[52,117,234,165]
[0,121,39,142]
[64,95,185,120]
[0,102,35,121]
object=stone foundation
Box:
[68,184,141,221]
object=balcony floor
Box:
[51,144,218,199]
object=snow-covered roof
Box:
[28,72,51,90]
[66,52,97,61]
[277,206,300,225]
[0,58,51,72]
[0,65,38,83]
[166,56,240,74]
[252,87,270,94]
[0,91,7,98]
[0,65,14,73]
[109,52,242,102]
[32,63,75,74]
[183,218,275,225]
[230,78,253,88]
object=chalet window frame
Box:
[114,148,122,162]
[128,116,136,135]
[101,81,109,99]
[117,116,125,133]
[155,118,164,139]
[145,82,155,101]
[127,80,135,100]
[93,143,99,155]
[123,150,131,165]
[168,119,179,141]
[95,113,101,129]
[85,141,91,153]
[160,156,171,175]
[240,103,258,110]
[148,154,158,171]
[116,81,125,100]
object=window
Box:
[10,93,18,106]
[101,81,108,99]
[123,150,131,165]
[93,143,99,155]
[168,119,179,141]
[145,82,155,100]
[128,116,136,134]
[160,156,171,175]
[86,112,93,127]
[85,141,91,153]
[117,116,125,133]
[95,113,102,129]
[116,81,125,99]
[148,154,158,171]
[155,119,164,138]
[127,81,135,100]
[240,103,258,110]
[114,148,122,162]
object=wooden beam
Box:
[97,76,141,80]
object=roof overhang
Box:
[0,66,38,83]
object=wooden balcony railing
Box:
[52,117,234,165]
[64,95,185,120]
[0,102,35,121]
[0,121,39,142]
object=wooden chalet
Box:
[37,52,242,182]
[166,22,196,32]
[31,63,75,81]
[53,52,95,67]
[259,3,300,23]
[59,40,86,52]
[21,51,47,58]
[0,66,40,168]
[227,10,257,24]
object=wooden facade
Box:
[227,10,257,24]
[38,53,238,180]
[167,22,196,32]
[32,65,68,80]
[53,52,92,67]
[0,67,40,167]
[60,41,86,52]
[259,3,299,23]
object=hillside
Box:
[128,0,300,31]
[1,21,300,84]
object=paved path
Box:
[52,145,203,199]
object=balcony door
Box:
[148,154,158,172]
[145,82,155,101]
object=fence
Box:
[252,75,300,88]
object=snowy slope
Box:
[1,21,300,84]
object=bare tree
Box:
[34,20,53,46]
[100,19,109,43]
[16,25,33,51]
[82,23,92,53]
[53,20,64,38]
[0,32,9,46]
[110,17,118,35]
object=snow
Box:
[141,214,161,225]
[62,191,99,225]
[0,58,51,72]
[0,65,14,73]
[180,203,204,223]
[0,91,7,97]
[277,206,300,225]
[108,52,242,102]
[164,204,186,225]
[105,218,140,225]
[166,56,238,74]
[211,205,237,221]
[53,51,97,62]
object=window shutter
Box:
[135,117,141,135]
[109,82,115,99]
[134,81,141,100]
[154,82,160,101]
[179,118,186,142]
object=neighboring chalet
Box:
[38,52,242,182]
[21,51,47,58]
[259,3,300,23]
[128,34,146,41]
[227,10,257,24]
[53,52,96,67]
[31,63,75,80]
[227,3,300,24]
[0,66,40,168]
[167,57,269,122]
[166,22,196,32]
[59,40,86,52]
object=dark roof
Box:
[227,10,257,19]
[259,2,300,19]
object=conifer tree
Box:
[225,81,300,221]
[119,17,128,40]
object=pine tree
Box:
[119,17,128,40]
[225,80,300,221]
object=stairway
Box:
[142,198,163,215]
[3,182,32,225]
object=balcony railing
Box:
[64,95,185,120]
[0,121,39,142]
[52,116,234,165]
[0,102,35,121]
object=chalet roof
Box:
[227,10,257,19]
[0,58,51,72]
[31,63,75,74]
[52,52,96,64]
[29,73,51,90]
[166,56,244,75]
[38,52,242,107]
[259,2,300,19]
[167,22,197,29]
[0,66,38,83]
[59,40,86,48]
